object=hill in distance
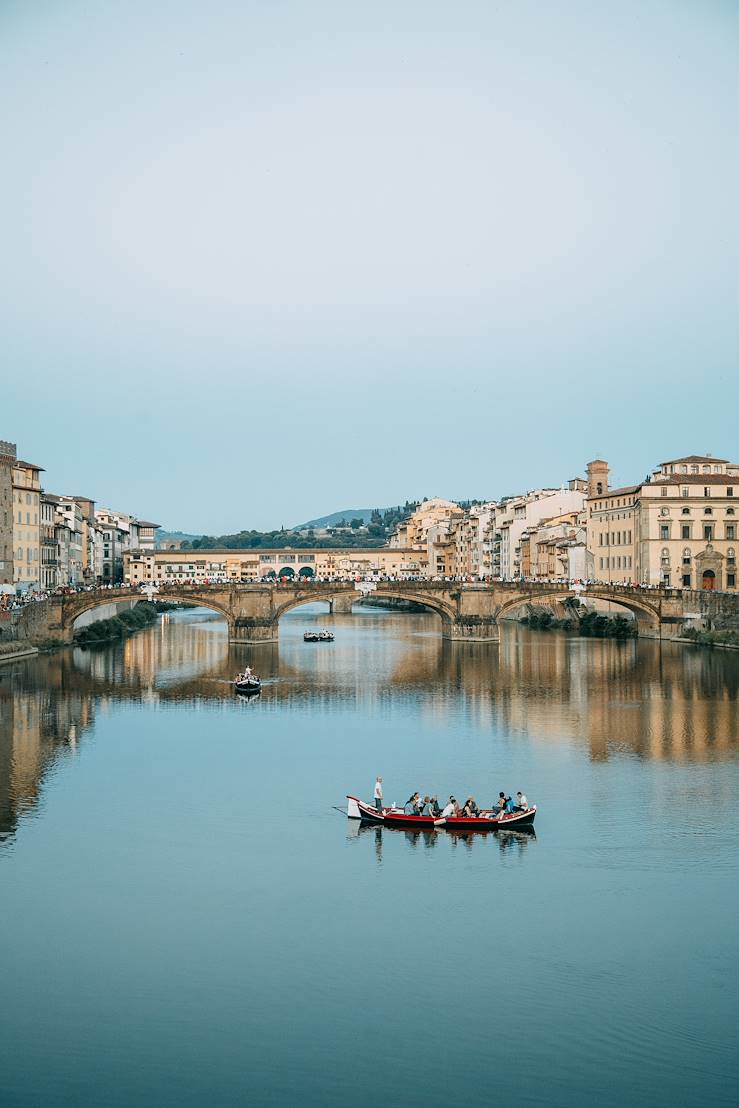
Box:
[295,508,382,529]
[157,529,203,544]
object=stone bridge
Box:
[12,580,739,644]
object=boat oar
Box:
[433,818,447,827]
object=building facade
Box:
[0,440,16,586]
[12,458,44,591]
[586,455,738,590]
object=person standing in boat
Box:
[374,776,383,812]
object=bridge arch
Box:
[495,588,662,635]
[270,586,458,630]
[60,591,234,636]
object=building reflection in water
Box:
[1,607,737,845]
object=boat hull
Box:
[234,682,261,694]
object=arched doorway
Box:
[279,566,295,579]
[298,566,314,578]
[261,569,276,580]
[702,569,716,591]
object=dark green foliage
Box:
[521,607,635,638]
[74,603,158,646]
[579,611,636,638]
[521,608,573,632]
[681,627,739,647]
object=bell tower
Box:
[587,459,609,498]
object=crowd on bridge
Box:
[0,581,135,612]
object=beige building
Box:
[124,547,428,585]
[389,498,463,549]
[12,457,44,591]
[586,455,738,590]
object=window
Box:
[714,465,721,473]
[704,508,713,515]
[703,465,711,473]
[660,525,669,540]
[680,464,687,473]
[728,488,734,497]
[681,487,689,498]
[661,486,667,497]
[704,487,711,497]
[681,525,691,539]
[704,525,713,541]
[682,574,691,586]
[728,525,736,541]
[728,574,736,588]
[728,508,736,516]
[682,507,691,515]
[691,465,699,473]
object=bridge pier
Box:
[443,617,499,643]
[230,618,279,644]
[329,595,354,615]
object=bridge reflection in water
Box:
[1,605,737,843]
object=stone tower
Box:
[586,459,609,498]
[0,440,16,585]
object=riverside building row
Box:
[0,438,159,593]
[123,454,738,592]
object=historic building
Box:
[586,455,738,589]
[12,457,43,591]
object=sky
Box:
[2,0,738,533]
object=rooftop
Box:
[14,459,45,472]
[660,455,730,466]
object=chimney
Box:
[586,459,609,498]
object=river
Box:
[1,605,738,1106]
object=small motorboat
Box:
[304,630,334,642]
[234,667,261,695]
[346,795,536,831]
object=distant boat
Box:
[304,630,334,642]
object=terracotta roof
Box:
[134,520,161,528]
[587,484,642,500]
[659,455,730,465]
[14,459,45,471]
[651,474,735,486]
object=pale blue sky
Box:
[2,1,738,532]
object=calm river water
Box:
[1,605,738,1107]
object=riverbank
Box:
[0,640,39,665]
[74,602,159,646]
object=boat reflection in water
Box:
[345,815,536,861]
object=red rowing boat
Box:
[346,795,536,830]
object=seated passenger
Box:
[463,797,480,817]
[516,791,529,812]
[505,795,516,814]
[431,796,442,817]
[440,796,456,819]
[496,791,507,812]
[403,792,420,815]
